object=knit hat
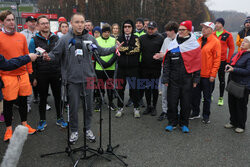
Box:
[215,18,225,26]
[180,20,192,32]
[122,19,134,34]
[58,17,67,23]
[136,18,144,26]
[244,36,250,43]
[93,26,102,34]
[244,18,250,25]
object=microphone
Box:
[35,47,46,57]
[87,43,99,55]
[75,42,83,63]
[68,38,76,50]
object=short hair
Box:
[37,15,49,23]
[102,23,111,32]
[85,20,93,25]
[144,18,149,22]
[0,10,14,22]
[70,13,85,21]
[165,21,179,33]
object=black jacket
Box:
[238,28,250,39]
[30,32,60,77]
[139,33,164,71]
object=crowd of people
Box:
[0,10,249,144]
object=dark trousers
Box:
[37,74,61,120]
[3,96,27,127]
[212,61,226,97]
[228,90,249,129]
[167,77,193,126]
[117,68,140,108]
[191,77,214,119]
[95,70,114,105]
[141,70,161,108]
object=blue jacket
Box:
[229,51,250,90]
[0,54,31,100]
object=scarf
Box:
[2,27,16,35]
[231,50,247,66]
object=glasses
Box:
[40,22,49,26]
[178,29,187,32]
[124,26,132,29]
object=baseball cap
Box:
[200,22,215,30]
[147,21,157,28]
[26,16,37,22]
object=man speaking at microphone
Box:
[43,13,123,144]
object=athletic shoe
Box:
[134,108,140,118]
[189,114,201,120]
[125,98,133,107]
[143,106,152,115]
[235,128,244,133]
[157,112,167,121]
[46,104,51,111]
[56,118,68,128]
[159,91,162,95]
[202,118,210,124]
[33,97,39,104]
[27,104,31,113]
[0,114,5,123]
[94,104,101,112]
[151,107,157,116]
[4,129,12,142]
[70,132,78,144]
[181,126,189,133]
[86,130,96,142]
[115,108,123,118]
[25,124,36,134]
[108,102,117,111]
[224,123,234,129]
[218,97,224,106]
[37,120,47,132]
[165,125,176,132]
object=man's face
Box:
[38,18,50,33]
[3,14,15,31]
[102,31,110,39]
[144,21,149,28]
[245,21,250,29]
[27,20,36,30]
[71,15,85,35]
[201,25,213,37]
[85,22,93,31]
[135,21,143,30]
[124,23,132,35]
[147,27,157,35]
[215,22,223,31]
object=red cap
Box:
[180,20,192,32]
[58,17,67,23]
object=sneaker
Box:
[157,112,167,121]
[27,104,31,113]
[202,118,210,124]
[139,99,145,108]
[25,124,36,134]
[143,106,152,115]
[115,108,123,118]
[189,114,201,120]
[94,104,101,112]
[37,120,47,132]
[86,130,96,142]
[33,97,39,104]
[4,129,12,142]
[159,91,162,95]
[235,128,244,133]
[0,114,5,123]
[70,132,78,144]
[134,108,140,118]
[181,126,189,133]
[46,104,51,111]
[165,125,176,132]
[108,102,117,111]
[56,118,68,128]
[224,123,234,129]
[151,107,157,116]
[218,97,224,106]
[125,98,133,107]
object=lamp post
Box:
[16,0,20,17]
[85,0,88,19]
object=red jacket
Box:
[213,29,235,63]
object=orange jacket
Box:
[236,28,250,52]
[198,34,221,78]
[0,32,32,76]
[213,29,235,63]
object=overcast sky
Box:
[206,0,250,15]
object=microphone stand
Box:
[91,47,128,166]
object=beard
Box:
[41,30,49,33]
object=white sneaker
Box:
[46,104,51,111]
[27,104,31,113]
[115,108,123,118]
[224,123,234,129]
[235,128,244,133]
[69,132,78,144]
[134,108,140,118]
[86,130,96,142]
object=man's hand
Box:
[193,83,197,88]
[209,77,215,82]
[153,53,164,60]
[33,79,37,87]
[28,53,38,62]
[116,41,124,51]
[225,64,234,72]
[42,52,51,61]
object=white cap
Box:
[244,36,250,42]
[200,22,215,30]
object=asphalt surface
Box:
[0,77,250,167]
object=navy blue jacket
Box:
[229,51,250,90]
[0,54,31,100]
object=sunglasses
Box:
[178,29,187,32]
[124,26,132,28]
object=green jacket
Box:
[95,36,116,70]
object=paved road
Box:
[0,77,250,167]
